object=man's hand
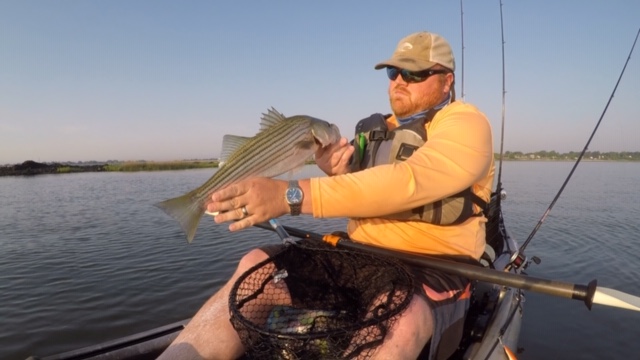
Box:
[206,178,289,232]
[315,137,354,176]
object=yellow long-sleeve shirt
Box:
[310,101,495,260]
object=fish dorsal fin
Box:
[220,135,251,166]
[259,107,286,132]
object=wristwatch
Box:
[285,180,303,216]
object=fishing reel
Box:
[508,251,541,273]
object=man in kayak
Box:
[159,31,494,360]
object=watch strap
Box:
[287,180,302,216]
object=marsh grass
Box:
[56,166,74,173]
[105,160,219,172]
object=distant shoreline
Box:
[1,156,639,177]
[0,160,220,177]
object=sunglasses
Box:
[386,67,450,83]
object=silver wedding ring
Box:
[241,206,249,218]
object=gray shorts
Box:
[259,240,473,360]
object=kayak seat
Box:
[483,190,508,264]
[479,244,496,268]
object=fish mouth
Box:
[313,123,341,148]
[326,124,342,147]
[314,136,332,147]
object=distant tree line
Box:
[497,151,640,161]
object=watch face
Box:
[286,187,303,204]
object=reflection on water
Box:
[1,163,639,359]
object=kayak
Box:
[29,190,524,360]
[455,190,523,360]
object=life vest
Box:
[350,109,487,225]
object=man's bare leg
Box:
[158,249,270,360]
[370,294,433,360]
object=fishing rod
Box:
[495,0,507,191]
[509,27,640,268]
[255,221,640,312]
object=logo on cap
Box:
[400,42,413,51]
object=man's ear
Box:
[444,73,455,93]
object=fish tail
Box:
[154,193,203,243]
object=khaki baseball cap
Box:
[375,32,455,72]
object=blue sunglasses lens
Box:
[386,67,400,81]
[386,67,428,83]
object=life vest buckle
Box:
[369,130,392,141]
[396,143,420,161]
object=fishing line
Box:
[512,27,640,265]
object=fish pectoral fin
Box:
[293,138,316,151]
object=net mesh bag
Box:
[229,239,414,359]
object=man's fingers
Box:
[229,217,253,232]
[211,183,245,202]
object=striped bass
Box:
[155,107,341,242]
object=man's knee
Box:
[402,295,434,338]
[375,295,433,358]
[236,248,269,274]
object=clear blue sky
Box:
[1,1,639,164]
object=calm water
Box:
[1,162,639,359]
